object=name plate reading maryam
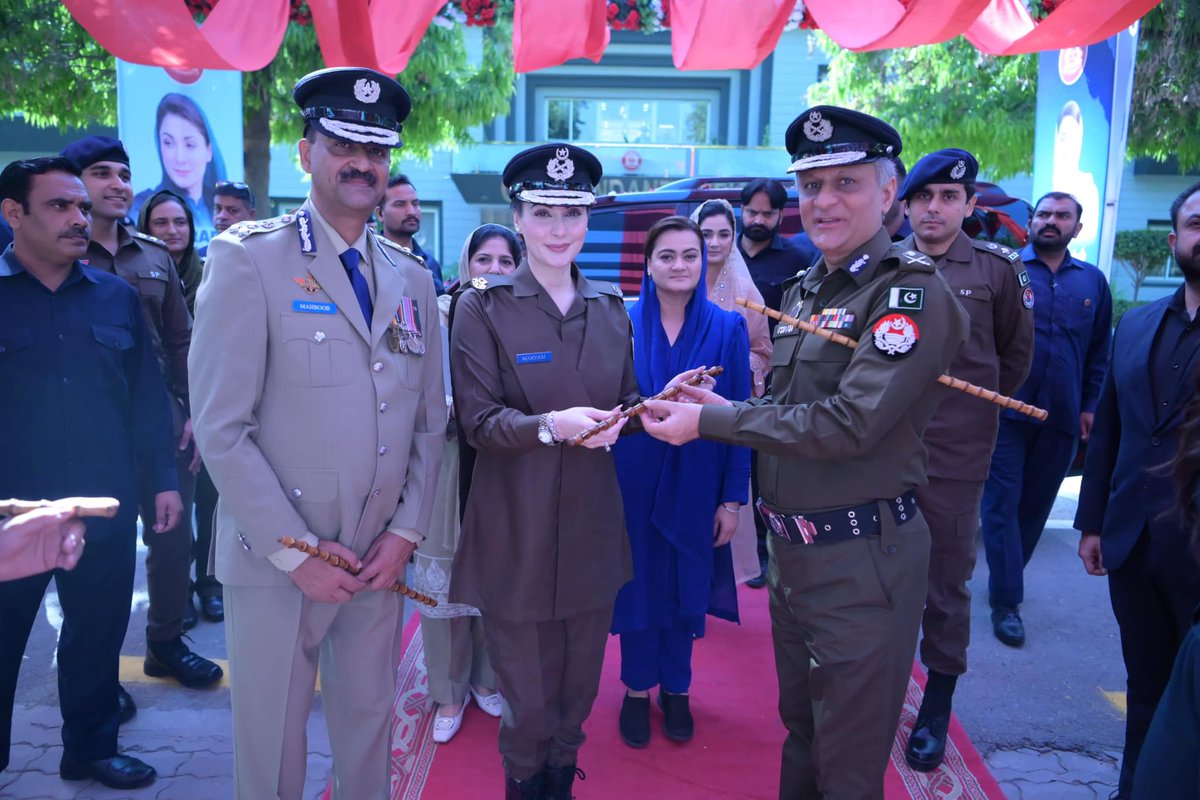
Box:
[516,351,553,365]
[293,300,337,315]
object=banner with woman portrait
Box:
[116,62,244,250]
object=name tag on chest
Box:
[293,300,337,315]
[516,351,553,365]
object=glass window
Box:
[542,92,715,145]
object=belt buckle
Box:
[792,515,819,545]
[757,500,794,544]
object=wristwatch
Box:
[537,412,556,446]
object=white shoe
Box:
[470,687,503,718]
[431,697,469,743]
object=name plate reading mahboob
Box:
[293,300,337,315]
[516,351,553,365]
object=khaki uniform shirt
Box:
[699,228,970,514]
[85,224,192,414]
[449,262,639,622]
[188,199,445,586]
[901,231,1035,480]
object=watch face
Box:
[538,428,553,444]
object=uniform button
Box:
[378,446,388,456]
[57,334,65,341]
[0,345,5,353]
[1162,401,1169,407]
[291,488,302,498]
[1151,436,1162,446]
[1174,363,1181,369]
[372,361,384,372]
[372,490,381,497]
[62,377,70,384]
[379,402,389,412]
[886,545,897,554]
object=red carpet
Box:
[339,585,1005,799]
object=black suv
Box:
[578,177,1030,298]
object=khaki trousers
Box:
[483,606,613,781]
[769,504,929,800]
[224,584,401,800]
[915,478,985,676]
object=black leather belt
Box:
[756,493,918,546]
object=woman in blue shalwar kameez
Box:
[611,215,752,749]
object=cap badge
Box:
[803,110,833,143]
[950,160,967,180]
[547,147,576,182]
[353,78,381,104]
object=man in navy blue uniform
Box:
[980,191,1112,646]
[0,157,181,790]
[1075,180,1200,799]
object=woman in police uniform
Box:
[449,144,636,800]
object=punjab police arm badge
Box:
[1022,287,1035,309]
[872,313,920,358]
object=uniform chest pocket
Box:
[954,284,995,305]
[0,327,34,357]
[280,314,357,387]
[769,333,801,368]
[92,324,134,351]
[795,331,854,363]
[136,270,169,300]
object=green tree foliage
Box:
[1128,0,1200,170]
[809,0,1200,179]
[1113,228,1172,302]
[808,35,1036,178]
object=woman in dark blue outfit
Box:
[612,215,751,749]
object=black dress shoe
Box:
[905,671,957,772]
[505,771,546,800]
[60,753,156,789]
[145,636,223,688]
[992,606,1026,647]
[746,556,769,589]
[543,764,585,800]
[658,691,694,743]
[199,593,224,622]
[619,693,650,748]
[181,593,198,631]
[117,684,136,725]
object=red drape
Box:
[61,0,1164,74]
[670,0,799,70]
[61,0,289,71]
[308,0,447,74]
[513,0,610,73]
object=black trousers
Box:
[0,530,136,769]
[1108,530,1200,798]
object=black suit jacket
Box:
[1075,295,1200,571]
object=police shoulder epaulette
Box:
[464,274,514,292]
[226,213,296,241]
[885,245,935,270]
[132,231,168,248]
[972,239,1022,263]
[377,236,426,266]
[598,281,624,299]
[782,268,810,291]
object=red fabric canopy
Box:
[513,0,609,73]
[62,0,1162,75]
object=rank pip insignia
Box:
[873,314,920,357]
[903,250,931,266]
[803,110,833,142]
[293,273,322,293]
[1018,270,1031,287]
[547,147,575,181]
[888,286,924,312]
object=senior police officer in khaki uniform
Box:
[642,106,970,799]
[189,68,444,800]
[894,149,1034,772]
[59,136,220,702]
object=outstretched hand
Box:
[640,399,703,446]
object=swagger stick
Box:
[736,298,1049,422]
[566,365,726,446]
[0,497,120,519]
[278,536,438,607]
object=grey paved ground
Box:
[1,479,1125,799]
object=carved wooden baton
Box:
[566,365,727,446]
[277,536,438,607]
[736,298,1048,421]
[0,497,120,518]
